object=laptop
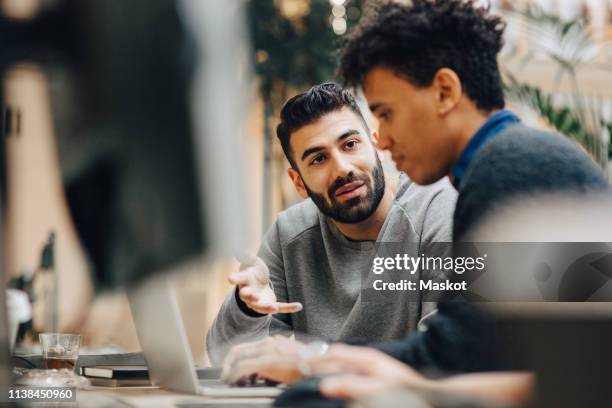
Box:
[128,275,282,398]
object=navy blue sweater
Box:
[374,124,610,374]
[453,123,609,241]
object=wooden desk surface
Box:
[77,386,273,407]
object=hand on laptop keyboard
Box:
[232,373,279,387]
[221,336,305,385]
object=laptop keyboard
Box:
[178,404,270,408]
[199,379,279,389]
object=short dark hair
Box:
[339,0,506,112]
[277,82,369,168]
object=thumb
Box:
[276,302,303,314]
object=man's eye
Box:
[379,111,390,121]
[345,140,359,150]
[311,155,326,165]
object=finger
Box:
[251,264,270,285]
[276,302,303,314]
[307,345,377,375]
[227,354,287,384]
[239,286,255,296]
[226,356,268,384]
[237,255,270,283]
[320,375,389,400]
[221,343,252,382]
[221,339,271,382]
[238,255,267,275]
[238,287,260,302]
[250,301,279,314]
[228,270,255,286]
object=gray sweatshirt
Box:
[206,174,457,365]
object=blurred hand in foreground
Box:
[306,344,425,399]
[307,344,534,405]
[221,335,306,385]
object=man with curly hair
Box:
[339,0,607,241]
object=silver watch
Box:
[297,341,330,376]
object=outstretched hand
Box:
[229,255,303,315]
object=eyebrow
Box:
[301,129,361,162]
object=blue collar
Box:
[452,110,520,187]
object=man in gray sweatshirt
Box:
[206,83,456,365]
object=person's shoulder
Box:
[454,123,609,240]
[392,174,457,234]
[274,198,321,242]
[471,123,606,180]
[395,174,457,212]
[459,122,609,201]
[482,123,585,159]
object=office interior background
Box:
[3,0,612,365]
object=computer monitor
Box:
[0,0,248,385]
[1,0,248,288]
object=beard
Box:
[304,155,386,224]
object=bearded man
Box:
[206,83,456,365]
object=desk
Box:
[77,386,273,408]
[14,353,273,407]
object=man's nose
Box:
[330,153,354,181]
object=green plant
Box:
[504,73,589,147]
[246,0,363,223]
[503,4,612,169]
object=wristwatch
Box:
[297,340,330,376]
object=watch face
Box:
[302,341,329,357]
[297,341,330,376]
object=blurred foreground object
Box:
[472,193,612,408]
[0,0,249,388]
[0,0,248,289]
[5,289,31,351]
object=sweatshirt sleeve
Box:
[205,221,292,366]
[365,302,500,374]
[258,220,293,335]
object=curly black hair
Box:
[339,0,506,112]
[277,82,369,168]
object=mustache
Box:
[328,173,371,199]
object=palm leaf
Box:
[504,72,592,150]
[503,4,611,170]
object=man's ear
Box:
[288,167,309,199]
[371,130,380,148]
[371,131,385,161]
[432,68,462,116]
